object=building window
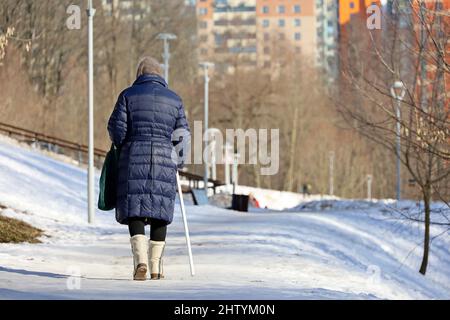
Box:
[262,19,269,28]
[215,34,223,46]
[279,33,285,40]
[200,48,208,55]
[278,19,285,27]
[264,47,270,54]
[200,35,208,42]
[199,21,208,29]
[229,46,257,53]
[264,33,270,41]
[294,5,301,14]
[199,8,208,15]
[327,26,334,35]
[278,5,285,14]
[295,32,301,41]
[294,19,301,27]
[264,61,271,68]
[262,6,269,14]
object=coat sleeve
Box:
[107,91,128,147]
[172,101,191,169]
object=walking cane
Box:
[176,171,195,276]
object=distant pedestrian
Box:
[302,183,312,197]
[108,56,190,280]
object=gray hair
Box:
[136,56,163,79]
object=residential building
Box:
[197,0,257,73]
[255,0,317,69]
[196,0,318,73]
[101,0,151,20]
[316,0,339,83]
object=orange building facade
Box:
[338,0,381,25]
[255,0,317,67]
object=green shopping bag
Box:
[98,144,120,211]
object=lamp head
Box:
[199,62,214,69]
[391,81,406,100]
[157,33,177,41]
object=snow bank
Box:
[0,136,449,299]
[216,184,337,210]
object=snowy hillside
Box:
[0,135,449,299]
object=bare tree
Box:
[336,0,449,274]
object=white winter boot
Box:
[130,235,148,281]
[149,240,165,280]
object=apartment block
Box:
[256,0,317,68]
[101,0,151,20]
[315,0,339,83]
[196,0,318,73]
[197,0,257,73]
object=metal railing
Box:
[0,121,106,156]
[0,121,225,192]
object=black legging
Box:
[128,217,167,241]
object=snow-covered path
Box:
[0,136,449,299]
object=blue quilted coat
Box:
[107,74,190,225]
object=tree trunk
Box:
[419,186,431,275]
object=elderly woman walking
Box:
[107,56,190,280]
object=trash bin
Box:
[232,194,249,212]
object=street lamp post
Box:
[208,128,221,182]
[199,62,214,196]
[329,151,335,196]
[367,174,373,201]
[87,0,96,224]
[157,33,177,85]
[224,143,233,187]
[232,153,240,194]
[211,139,216,180]
[390,81,406,201]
